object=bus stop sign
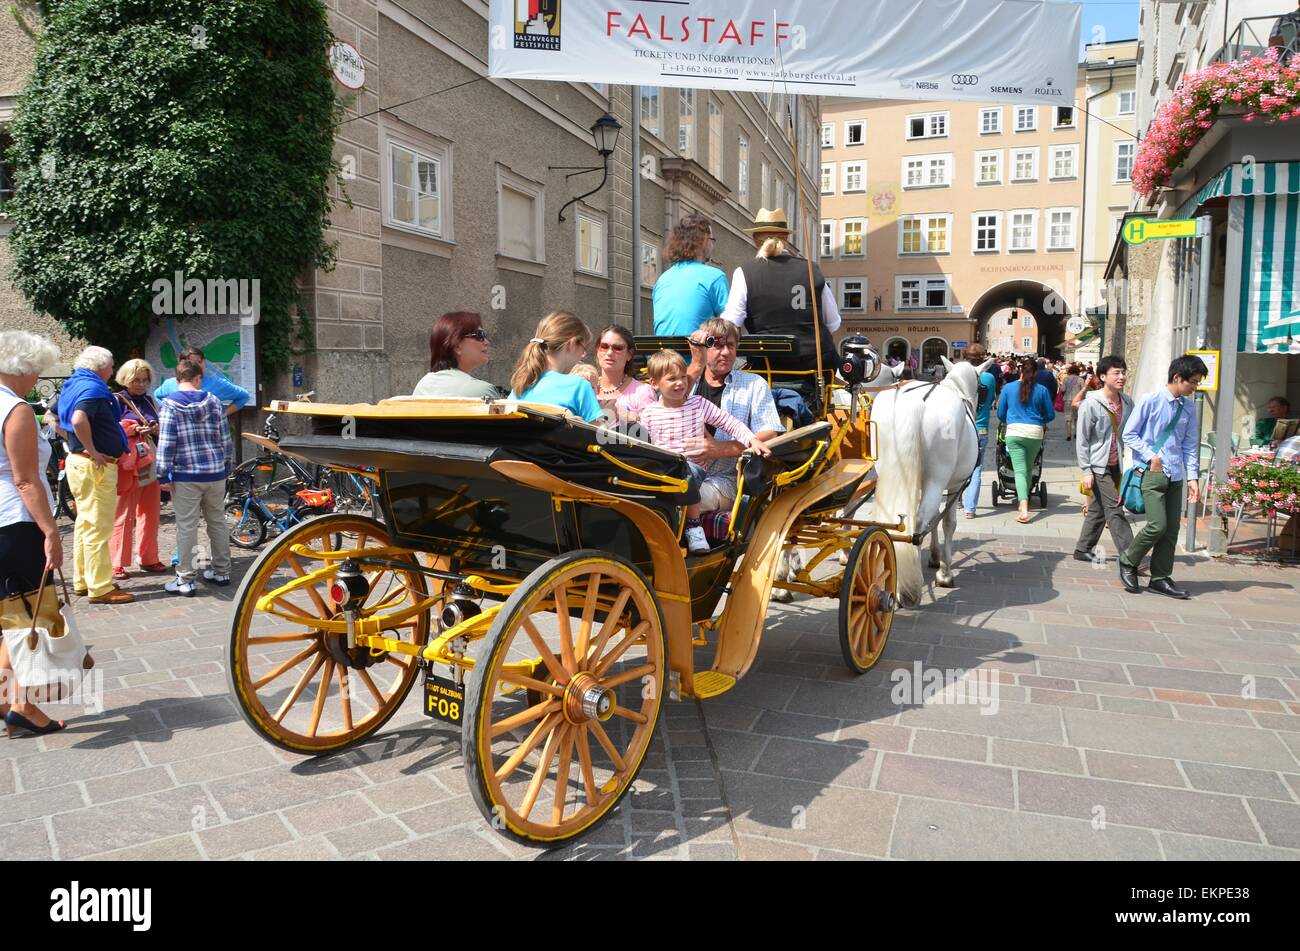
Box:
[1122,218,1198,245]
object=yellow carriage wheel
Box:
[838,528,897,674]
[228,514,431,754]
[463,550,665,846]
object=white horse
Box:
[868,356,993,606]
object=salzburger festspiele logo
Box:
[514,0,561,51]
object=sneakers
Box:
[683,524,710,554]
[202,569,231,587]
[165,578,197,597]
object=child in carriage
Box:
[638,350,770,553]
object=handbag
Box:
[119,395,158,487]
[0,569,93,702]
[1053,390,1065,412]
[1120,400,1184,515]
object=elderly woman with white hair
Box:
[54,345,133,605]
[111,358,166,580]
[0,331,69,734]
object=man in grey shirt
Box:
[1073,355,1135,564]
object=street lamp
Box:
[552,113,623,223]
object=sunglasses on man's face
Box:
[689,335,735,350]
[462,330,489,342]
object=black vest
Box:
[739,254,837,364]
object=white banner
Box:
[489,0,1082,105]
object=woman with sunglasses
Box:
[593,325,654,419]
[413,311,503,400]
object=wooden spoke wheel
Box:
[463,550,665,846]
[228,514,431,754]
[838,528,897,674]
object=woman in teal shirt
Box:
[509,311,604,424]
[997,359,1055,523]
[652,214,729,336]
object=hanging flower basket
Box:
[1132,48,1300,200]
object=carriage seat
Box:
[740,422,833,498]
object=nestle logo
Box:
[915,81,939,90]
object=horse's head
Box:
[939,356,995,414]
[879,362,905,384]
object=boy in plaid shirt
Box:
[639,350,769,553]
[157,359,233,595]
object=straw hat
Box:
[743,207,792,237]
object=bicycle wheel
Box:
[226,501,268,549]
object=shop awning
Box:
[1235,163,1300,354]
[1183,160,1300,212]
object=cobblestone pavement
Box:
[5,428,1298,861]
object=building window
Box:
[761,162,770,209]
[1118,90,1136,115]
[1011,147,1038,182]
[1015,106,1037,132]
[641,243,659,287]
[387,141,445,238]
[821,163,835,195]
[973,212,1001,252]
[1009,209,1037,251]
[845,120,865,145]
[708,99,723,179]
[774,178,786,215]
[496,166,545,263]
[575,209,606,276]
[903,154,951,188]
[980,108,1002,134]
[897,276,949,309]
[1054,106,1076,128]
[899,279,921,308]
[820,220,836,258]
[842,161,866,193]
[1022,336,1033,350]
[906,112,948,139]
[841,218,866,257]
[641,87,661,135]
[976,150,1002,185]
[738,135,750,206]
[1023,312,1034,329]
[821,122,834,147]
[1115,142,1135,182]
[1047,208,1077,250]
[1050,145,1078,179]
[678,89,695,157]
[840,279,866,311]
[899,214,950,254]
[589,83,608,96]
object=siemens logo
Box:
[951,74,979,86]
[990,85,1022,94]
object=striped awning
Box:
[1219,163,1299,354]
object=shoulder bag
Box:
[1120,400,1183,515]
[0,569,93,702]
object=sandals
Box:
[139,562,168,574]
[1016,512,1031,524]
[111,568,129,581]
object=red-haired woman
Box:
[413,312,502,399]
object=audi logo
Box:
[952,74,979,86]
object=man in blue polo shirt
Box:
[154,345,250,416]
[1119,354,1207,599]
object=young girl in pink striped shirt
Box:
[640,350,770,553]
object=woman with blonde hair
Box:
[508,312,603,423]
[111,358,166,579]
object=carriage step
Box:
[689,671,737,699]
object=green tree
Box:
[7,0,341,370]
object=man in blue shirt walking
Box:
[1118,355,1207,598]
[154,346,250,417]
[961,344,997,518]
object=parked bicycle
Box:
[224,472,335,549]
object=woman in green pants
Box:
[996,359,1056,523]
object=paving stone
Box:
[283,793,382,836]
[328,817,411,856]
[90,833,205,861]
[251,836,339,860]
[1158,833,1300,861]
[1062,709,1297,771]
[749,736,875,789]
[721,769,897,856]
[735,835,816,860]
[393,795,484,835]
[1250,712,1300,733]
[1125,665,1293,701]
[0,782,87,826]
[51,785,214,859]
[1018,771,1258,841]
[17,741,148,791]
[1180,762,1293,801]
[889,797,1160,860]
[1170,704,1257,726]
[84,765,176,804]
[687,842,737,861]
[199,813,296,860]
[378,828,510,861]
[167,744,282,784]
[1098,696,1174,718]
[3,818,54,860]
[831,720,912,752]
[1036,657,1132,685]
[706,729,767,771]
[1084,750,1184,787]
[876,753,1014,808]
[991,739,1084,775]
[206,762,368,821]
[911,730,988,762]
[751,709,841,742]
[1247,798,1300,849]
[894,697,1064,744]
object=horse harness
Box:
[894,381,980,544]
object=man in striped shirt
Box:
[641,350,770,552]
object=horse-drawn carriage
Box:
[226,352,905,845]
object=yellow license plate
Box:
[423,675,465,727]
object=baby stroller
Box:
[990,423,1047,508]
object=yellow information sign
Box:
[1122,218,1198,245]
[1187,350,1219,392]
